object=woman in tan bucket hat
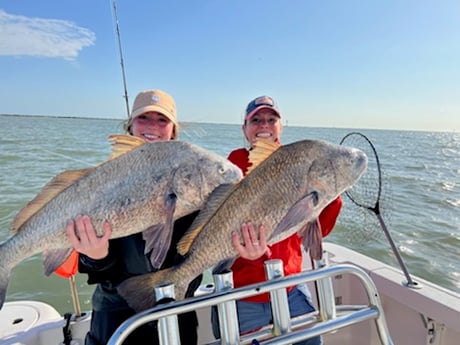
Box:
[66,89,200,345]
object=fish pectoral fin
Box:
[246,138,280,175]
[177,183,237,256]
[144,190,177,268]
[271,192,318,242]
[302,219,323,261]
[143,224,173,270]
[108,134,146,160]
[11,168,94,233]
[43,247,75,276]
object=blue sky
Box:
[1,1,459,132]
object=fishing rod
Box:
[53,2,131,318]
[111,0,130,117]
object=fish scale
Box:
[118,138,368,312]
[0,136,242,310]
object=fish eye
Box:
[311,191,319,206]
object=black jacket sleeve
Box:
[78,237,130,285]
[79,211,202,287]
[161,211,203,297]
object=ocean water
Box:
[0,115,458,314]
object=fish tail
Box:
[118,267,187,312]
[0,259,11,310]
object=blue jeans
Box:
[212,287,322,345]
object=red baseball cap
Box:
[245,96,281,120]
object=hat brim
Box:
[131,105,177,126]
[245,105,281,121]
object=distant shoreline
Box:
[0,113,119,121]
[0,113,454,133]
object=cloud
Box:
[0,9,95,60]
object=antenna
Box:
[111,0,130,117]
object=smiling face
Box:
[131,111,176,142]
[243,108,283,146]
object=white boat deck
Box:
[1,242,459,345]
[320,243,460,345]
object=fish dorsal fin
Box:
[11,135,144,233]
[11,168,94,233]
[108,134,146,159]
[247,138,280,175]
[177,183,238,256]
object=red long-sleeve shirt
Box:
[228,148,342,302]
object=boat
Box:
[2,3,458,344]
[1,132,458,345]
[1,240,459,345]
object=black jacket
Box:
[79,211,202,311]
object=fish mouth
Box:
[339,148,368,186]
[354,149,368,178]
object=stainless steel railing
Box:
[108,259,394,345]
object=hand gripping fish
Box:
[118,138,367,311]
[0,135,242,309]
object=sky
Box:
[0,0,459,132]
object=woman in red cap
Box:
[212,95,342,345]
